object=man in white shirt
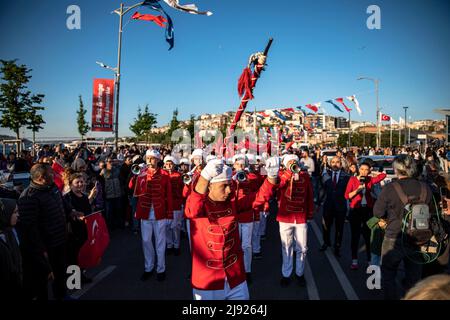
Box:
[300,149,315,176]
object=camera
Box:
[359,176,367,184]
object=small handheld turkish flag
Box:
[78,212,110,269]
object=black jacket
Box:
[323,170,350,213]
[17,182,71,274]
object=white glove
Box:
[201,158,224,181]
[265,156,280,179]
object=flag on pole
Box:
[162,0,213,15]
[78,212,110,269]
[346,95,362,115]
[381,114,391,121]
[335,98,352,113]
[305,104,319,113]
[325,100,344,113]
[132,12,168,28]
[142,0,174,50]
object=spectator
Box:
[63,172,96,284]
[17,164,75,300]
[345,162,386,269]
[373,155,432,300]
[0,198,22,298]
[403,274,450,300]
[320,156,350,257]
[100,158,123,229]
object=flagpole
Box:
[390,118,393,148]
[348,110,351,148]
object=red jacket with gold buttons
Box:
[186,178,277,290]
[131,167,173,220]
[233,172,262,223]
[276,170,314,224]
[164,169,183,211]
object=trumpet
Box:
[288,162,301,174]
[131,163,147,175]
[236,170,247,182]
[182,165,199,184]
[182,173,193,185]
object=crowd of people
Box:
[1,141,449,300]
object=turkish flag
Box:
[51,160,64,192]
[381,114,391,121]
[78,212,110,269]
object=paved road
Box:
[71,201,386,300]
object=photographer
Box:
[345,162,386,269]
[373,155,432,300]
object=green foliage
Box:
[77,95,90,139]
[129,104,157,141]
[0,59,45,139]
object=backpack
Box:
[392,182,433,246]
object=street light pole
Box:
[114,3,124,152]
[403,106,408,146]
[357,77,380,150]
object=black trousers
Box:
[349,207,372,261]
[322,209,346,249]
[381,237,422,300]
[23,244,67,300]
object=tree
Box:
[26,108,45,157]
[77,95,90,140]
[166,108,180,146]
[0,60,45,143]
[185,114,196,143]
[129,104,157,142]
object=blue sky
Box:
[0,0,449,138]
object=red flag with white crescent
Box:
[78,212,110,269]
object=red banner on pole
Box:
[92,78,115,132]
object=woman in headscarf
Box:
[0,198,22,298]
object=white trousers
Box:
[193,280,249,300]
[279,222,308,278]
[141,219,167,273]
[252,221,261,254]
[259,211,269,236]
[238,222,254,273]
[166,210,183,249]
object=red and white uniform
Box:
[186,178,277,297]
[164,169,184,250]
[277,170,314,278]
[129,168,173,273]
[233,171,262,273]
[183,167,202,249]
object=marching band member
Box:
[249,154,268,259]
[182,149,204,249]
[163,155,183,256]
[186,157,280,300]
[232,154,259,283]
[131,149,173,282]
[277,154,314,287]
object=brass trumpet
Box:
[236,170,247,182]
[131,164,147,175]
[182,173,193,185]
[288,162,301,174]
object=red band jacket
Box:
[185,178,277,290]
[276,170,314,224]
[129,167,173,220]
